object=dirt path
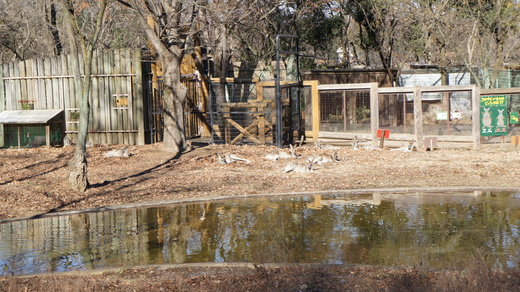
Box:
[1,142,520,220]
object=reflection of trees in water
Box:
[2,192,520,275]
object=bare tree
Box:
[461,0,520,88]
[0,0,62,62]
[117,0,196,155]
[61,0,109,191]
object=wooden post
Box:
[342,91,347,132]
[370,83,379,147]
[46,125,51,148]
[413,86,424,149]
[134,49,145,145]
[472,85,481,150]
[311,81,320,141]
[403,94,407,134]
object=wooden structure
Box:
[222,101,274,145]
[0,109,64,148]
[0,48,209,148]
[0,49,145,147]
[314,84,520,150]
[215,80,319,145]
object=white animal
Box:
[103,148,130,157]
[218,153,250,164]
[363,143,383,151]
[351,136,360,150]
[63,136,73,147]
[390,141,415,152]
[306,150,340,165]
[283,161,313,173]
[314,140,340,150]
[264,144,298,161]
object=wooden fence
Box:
[0,49,146,145]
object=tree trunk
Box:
[67,67,91,191]
[68,150,89,191]
[161,53,188,154]
[61,0,107,191]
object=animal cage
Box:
[319,90,371,133]
[0,110,64,149]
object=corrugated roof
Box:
[0,110,63,124]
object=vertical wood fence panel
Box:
[91,50,100,145]
[0,49,146,145]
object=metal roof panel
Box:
[0,110,63,124]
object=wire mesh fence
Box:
[378,93,414,135]
[318,89,371,133]
[207,80,306,145]
[208,80,276,145]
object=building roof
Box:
[0,109,63,124]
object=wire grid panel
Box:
[420,91,473,136]
[319,90,371,133]
[209,110,275,145]
[209,80,275,145]
[379,93,414,135]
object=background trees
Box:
[2,0,519,75]
[1,1,520,166]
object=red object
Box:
[377,129,390,138]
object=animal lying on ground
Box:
[103,148,130,157]
[314,140,340,150]
[390,141,415,152]
[218,153,250,164]
[265,144,298,161]
[283,161,313,173]
[306,150,340,165]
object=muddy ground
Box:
[1,142,520,291]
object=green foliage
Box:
[299,7,343,55]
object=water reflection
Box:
[1,191,520,276]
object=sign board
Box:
[436,111,448,120]
[510,112,519,124]
[480,95,508,136]
[377,129,390,138]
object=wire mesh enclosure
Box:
[378,93,413,134]
[2,120,63,149]
[146,75,208,143]
[420,92,473,136]
[319,89,371,133]
[206,79,307,146]
[209,80,275,145]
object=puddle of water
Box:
[1,191,520,276]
